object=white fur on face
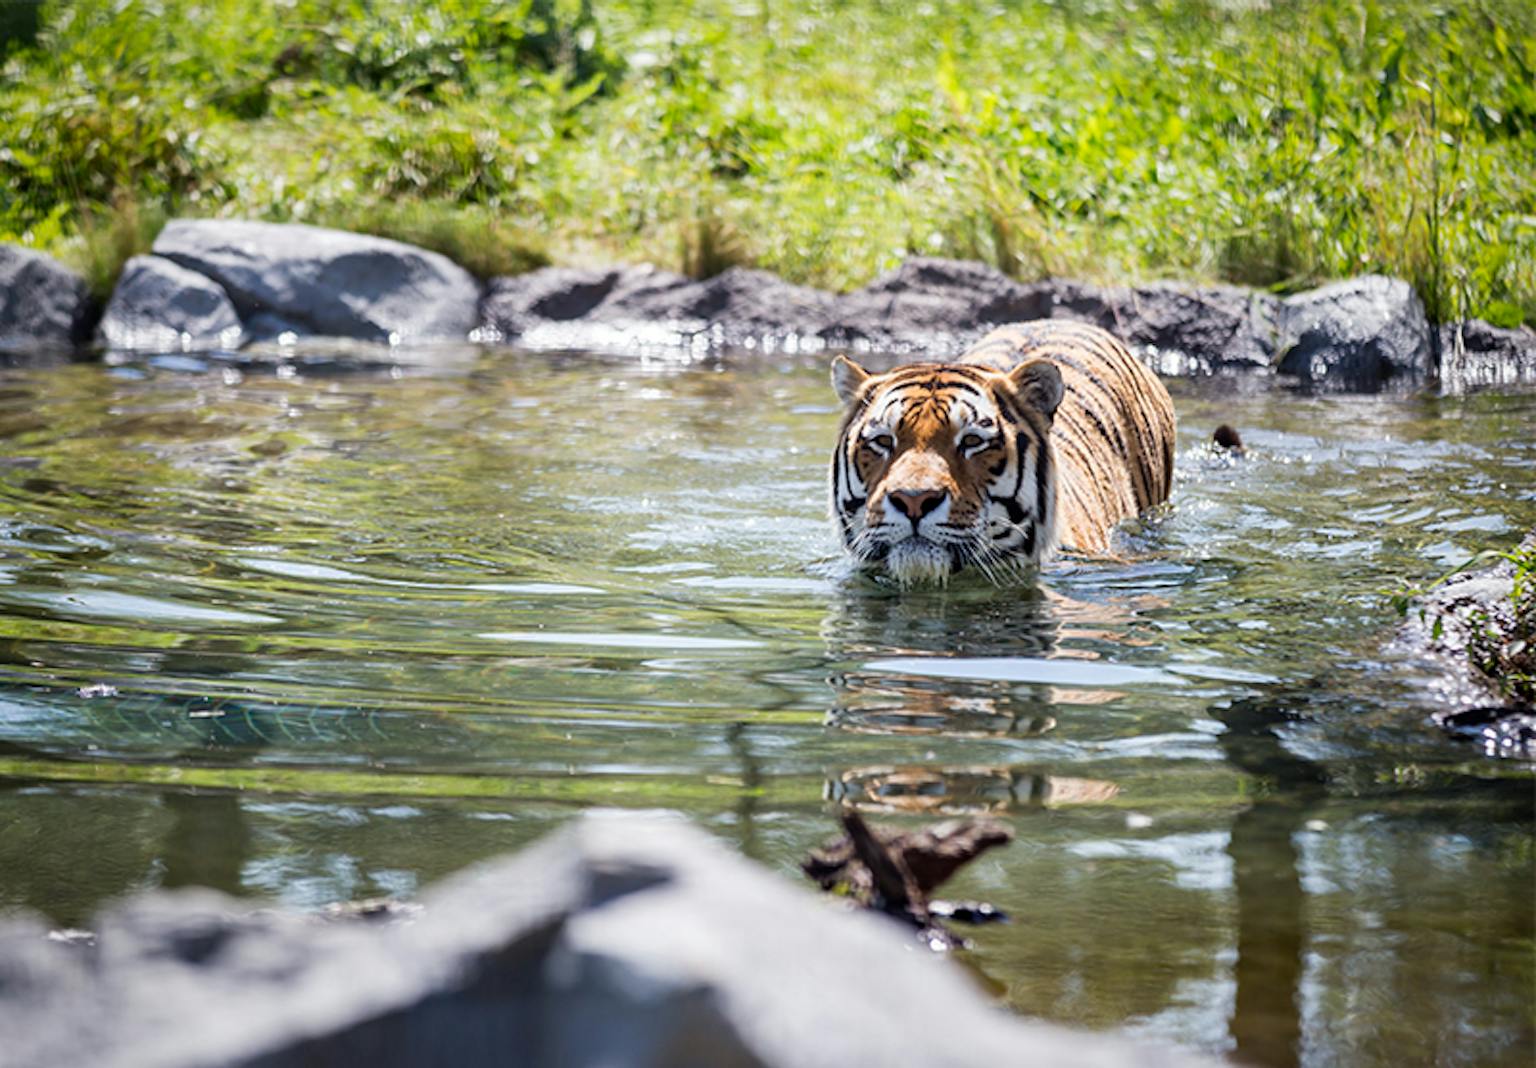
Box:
[884,539,953,586]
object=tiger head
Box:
[829,355,1064,585]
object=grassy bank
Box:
[2,0,1533,323]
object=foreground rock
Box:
[98,220,482,350]
[0,244,94,360]
[1394,530,1535,759]
[0,812,1217,1068]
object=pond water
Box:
[0,348,1531,1066]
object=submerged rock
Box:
[97,255,244,352]
[0,244,94,360]
[1276,275,1433,390]
[150,219,482,345]
[0,812,1216,1068]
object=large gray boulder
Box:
[0,244,94,357]
[0,812,1219,1068]
[1276,275,1433,389]
[151,219,482,345]
[97,255,244,352]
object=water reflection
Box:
[828,676,1058,737]
[1214,693,1328,1068]
[157,789,253,896]
[827,763,1120,814]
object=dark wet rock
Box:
[97,255,244,352]
[1101,282,1281,372]
[814,265,1283,371]
[1276,275,1433,390]
[151,219,481,345]
[480,263,834,347]
[1437,318,1536,392]
[479,264,681,339]
[481,256,1294,372]
[979,278,1282,373]
[820,258,1044,350]
[1430,705,1536,761]
[1395,530,1536,758]
[610,265,837,329]
[0,812,1216,1068]
[0,244,94,359]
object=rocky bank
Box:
[3,221,1533,391]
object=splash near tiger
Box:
[829,320,1176,585]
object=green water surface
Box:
[0,349,1531,1066]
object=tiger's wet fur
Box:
[829,320,1175,585]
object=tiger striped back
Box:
[961,320,1175,553]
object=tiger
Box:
[829,319,1176,585]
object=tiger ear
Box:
[831,355,872,406]
[1006,358,1064,420]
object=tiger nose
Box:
[889,488,947,520]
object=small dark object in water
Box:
[1213,424,1244,452]
[803,812,1013,949]
[1431,704,1535,760]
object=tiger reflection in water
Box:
[821,587,1137,815]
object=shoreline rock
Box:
[5,228,1534,392]
[0,244,95,362]
[98,254,245,352]
[98,220,481,351]
[0,812,1219,1068]
[1437,319,1536,393]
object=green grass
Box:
[2,0,1533,322]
